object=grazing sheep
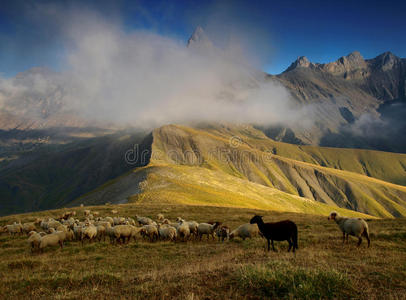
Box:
[22,222,36,235]
[113,225,139,244]
[177,220,190,242]
[81,225,97,245]
[125,217,136,226]
[229,223,260,240]
[140,225,159,242]
[104,217,114,225]
[113,217,126,225]
[27,231,42,252]
[136,215,155,226]
[47,220,62,230]
[157,213,165,221]
[163,219,180,229]
[158,224,177,241]
[39,232,64,252]
[104,223,116,244]
[73,225,83,241]
[111,210,118,214]
[93,212,100,217]
[197,222,220,240]
[176,218,198,237]
[250,215,298,252]
[328,211,370,247]
[215,226,230,242]
[6,223,23,236]
[84,210,91,216]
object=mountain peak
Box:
[187,26,213,49]
[371,51,400,70]
[284,56,311,72]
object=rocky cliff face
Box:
[267,51,406,152]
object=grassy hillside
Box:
[0,204,405,299]
[203,124,406,186]
[0,131,151,216]
[149,124,406,217]
[78,163,372,218]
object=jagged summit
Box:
[283,51,404,75]
[285,56,312,72]
[187,26,213,49]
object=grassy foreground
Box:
[1,203,405,299]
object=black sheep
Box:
[250,215,298,252]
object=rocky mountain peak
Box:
[335,51,366,70]
[187,26,213,49]
[284,56,312,72]
[371,51,400,71]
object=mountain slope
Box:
[0,130,151,216]
[77,124,406,218]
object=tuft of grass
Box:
[235,261,355,299]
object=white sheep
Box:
[95,225,106,242]
[22,222,36,235]
[81,225,97,245]
[39,232,65,252]
[84,209,91,216]
[140,225,159,242]
[157,213,165,221]
[328,211,370,247]
[113,225,139,244]
[27,231,42,252]
[197,222,220,240]
[113,217,126,225]
[6,222,23,236]
[126,217,136,226]
[136,215,155,226]
[176,218,198,237]
[104,223,116,244]
[229,223,260,240]
[158,224,177,241]
[176,220,190,242]
[104,216,114,225]
[73,225,83,241]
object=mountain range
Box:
[0,27,405,216]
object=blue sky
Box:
[0,0,405,77]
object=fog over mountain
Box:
[0,7,405,153]
[0,13,311,131]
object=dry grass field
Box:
[1,203,405,299]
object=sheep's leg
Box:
[342,232,346,244]
[365,233,370,248]
[288,239,292,252]
[357,237,362,247]
[267,239,270,251]
[271,240,276,252]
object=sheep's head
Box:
[328,212,338,220]
[250,215,263,224]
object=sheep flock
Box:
[0,209,371,254]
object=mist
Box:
[0,8,311,129]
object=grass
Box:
[0,203,406,299]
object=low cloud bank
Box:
[0,9,312,129]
